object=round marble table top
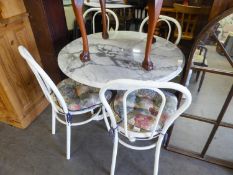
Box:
[58,31,185,88]
[84,0,132,8]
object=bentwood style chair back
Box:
[18,46,110,160]
[173,3,210,40]
[83,8,119,33]
[139,15,182,45]
[100,79,192,175]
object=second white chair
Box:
[100,79,192,175]
[139,15,182,45]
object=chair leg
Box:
[198,71,206,92]
[196,71,200,82]
[102,106,110,131]
[185,69,193,87]
[110,132,119,175]
[66,124,71,160]
[52,108,57,135]
[153,136,163,175]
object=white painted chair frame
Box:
[18,46,102,160]
[99,79,192,175]
[139,15,182,45]
[83,8,119,33]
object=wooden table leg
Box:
[99,0,109,39]
[142,0,163,71]
[72,0,90,62]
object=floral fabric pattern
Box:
[113,89,178,133]
[52,78,111,112]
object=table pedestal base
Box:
[72,0,163,70]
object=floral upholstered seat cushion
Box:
[52,78,111,112]
[113,89,177,133]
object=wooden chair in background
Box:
[173,3,210,40]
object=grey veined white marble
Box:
[58,31,184,88]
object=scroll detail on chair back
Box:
[139,14,182,45]
[99,79,192,175]
[83,7,119,33]
[18,46,111,160]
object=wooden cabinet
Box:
[0,0,26,18]
[0,0,48,128]
[23,0,69,83]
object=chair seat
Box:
[52,78,111,112]
[113,89,178,137]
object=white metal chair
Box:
[83,7,119,33]
[18,46,111,160]
[139,15,182,45]
[99,79,192,175]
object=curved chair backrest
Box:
[83,8,119,33]
[99,79,192,140]
[139,15,182,45]
[18,46,69,115]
